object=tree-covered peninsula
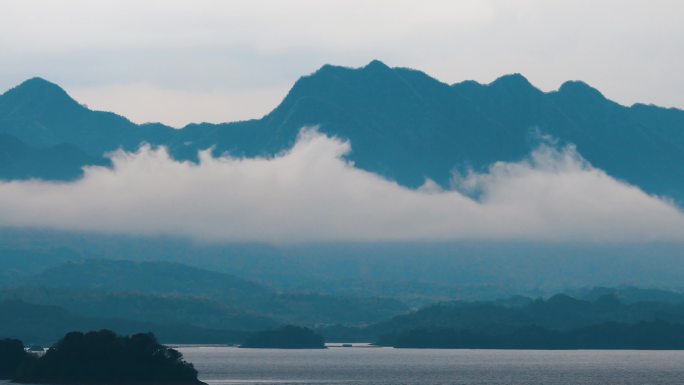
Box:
[1,330,204,385]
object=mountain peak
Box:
[490,73,535,90]
[2,77,80,109]
[557,80,606,100]
[20,76,57,86]
[10,77,68,95]
[309,60,392,78]
[363,59,391,71]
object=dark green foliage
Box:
[0,338,29,379]
[377,320,684,349]
[241,325,326,349]
[14,330,203,384]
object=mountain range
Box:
[323,292,684,344]
[0,259,407,330]
[1,60,683,203]
[5,258,684,345]
[3,228,684,305]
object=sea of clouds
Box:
[1,129,682,244]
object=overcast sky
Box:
[1,0,682,127]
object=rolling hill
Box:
[0,259,409,332]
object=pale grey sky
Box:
[1,0,682,127]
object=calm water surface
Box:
[178,345,684,385]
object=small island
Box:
[1,330,204,385]
[240,325,326,349]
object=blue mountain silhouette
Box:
[1,61,683,202]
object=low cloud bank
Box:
[1,129,683,243]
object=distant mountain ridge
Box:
[321,292,684,342]
[1,259,409,329]
[1,61,683,202]
[0,300,246,344]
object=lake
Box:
[179,345,684,385]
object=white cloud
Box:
[0,129,682,244]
